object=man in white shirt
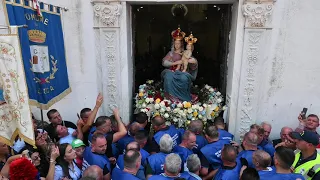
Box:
[56,125,78,144]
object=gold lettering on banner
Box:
[37,87,54,95]
[24,13,49,26]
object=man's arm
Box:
[112,108,127,143]
[82,93,103,133]
[76,120,83,140]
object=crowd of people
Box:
[0,94,319,180]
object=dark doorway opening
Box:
[132,4,232,95]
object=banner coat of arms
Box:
[4,0,71,110]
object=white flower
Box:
[154,104,160,109]
[149,98,154,103]
[199,107,204,112]
[203,104,207,108]
[216,92,221,96]
[160,108,166,113]
[187,108,193,114]
[165,121,171,126]
[209,88,214,92]
[164,113,169,118]
[182,113,186,118]
[182,101,187,105]
[178,110,184,115]
[205,84,210,89]
[166,107,171,111]
[145,98,150,103]
[223,106,227,111]
[142,103,146,108]
[173,118,178,122]
[217,98,222,103]
[160,101,165,107]
[177,103,183,108]
[198,115,203,119]
[173,108,179,113]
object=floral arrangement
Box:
[134,80,225,128]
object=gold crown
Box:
[28,30,46,43]
[171,27,186,41]
[185,33,197,45]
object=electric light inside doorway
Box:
[171,4,188,16]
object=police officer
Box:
[291,130,320,180]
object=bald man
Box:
[252,150,276,180]
[83,165,103,180]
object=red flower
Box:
[164,101,169,107]
[154,92,163,101]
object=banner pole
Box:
[40,109,44,133]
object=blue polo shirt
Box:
[111,167,140,180]
[148,172,190,180]
[213,163,241,180]
[200,140,229,169]
[259,166,276,180]
[193,135,208,155]
[83,147,110,175]
[117,133,134,154]
[218,129,234,142]
[269,173,305,180]
[146,152,169,175]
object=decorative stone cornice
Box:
[243,0,275,28]
[92,1,122,28]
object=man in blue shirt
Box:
[213,144,241,180]
[146,134,173,178]
[83,133,111,180]
[112,149,142,180]
[149,153,190,180]
[200,126,230,179]
[116,141,149,180]
[88,108,127,159]
[188,120,208,155]
[250,124,275,158]
[173,130,196,169]
[270,146,305,180]
[237,132,260,168]
[149,116,181,153]
[252,150,275,180]
[117,122,140,154]
[214,117,234,142]
[186,154,202,180]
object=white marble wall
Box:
[1,0,320,140]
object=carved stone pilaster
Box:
[92,1,122,28]
[236,1,276,138]
[243,1,274,28]
[92,1,122,116]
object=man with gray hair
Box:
[188,120,208,155]
[186,154,202,180]
[82,165,103,180]
[149,153,190,180]
[146,134,174,178]
[261,121,272,141]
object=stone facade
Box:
[1,0,320,140]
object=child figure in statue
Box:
[176,44,193,72]
[175,33,197,72]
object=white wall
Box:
[0,0,99,123]
[254,0,320,139]
[1,0,320,140]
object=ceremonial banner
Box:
[0,27,34,146]
[4,0,71,110]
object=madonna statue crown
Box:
[171,27,186,41]
[185,32,197,45]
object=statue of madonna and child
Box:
[161,27,198,102]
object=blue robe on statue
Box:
[161,52,198,102]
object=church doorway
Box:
[132,4,232,96]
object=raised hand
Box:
[113,108,119,117]
[96,93,103,108]
[50,146,60,161]
[77,119,84,127]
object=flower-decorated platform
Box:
[134,80,225,128]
